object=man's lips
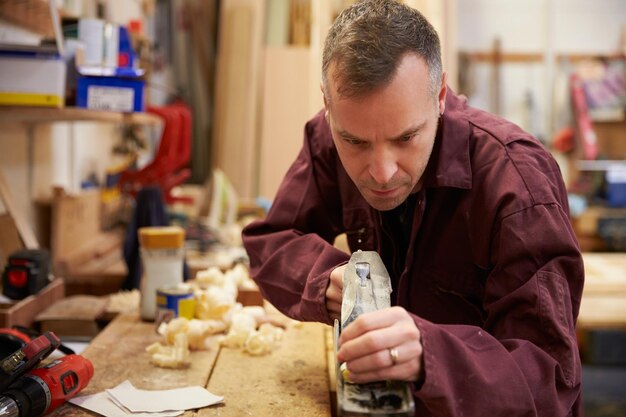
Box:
[369,187,399,196]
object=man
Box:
[242,0,584,415]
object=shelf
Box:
[577,160,626,172]
[0,106,162,125]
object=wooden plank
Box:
[63,254,127,296]
[51,188,100,264]
[0,169,39,249]
[0,278,65,328]
[258,46,312,199]
[55,229,124,276]
[55,312,221,417]
[0,213,24,271]
[212,0,265,199]
[202,322,331,416]
[35,295,109,338]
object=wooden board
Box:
[35,295,109,338]
[51,189,100,260]
[0,278,64,328]
[0,213,24,271]
[202,322,331,416]
[212,0,265,199]
[258,46,312,200]
[0,169,38,249]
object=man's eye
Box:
[399,134,414,142]
[345,138,364,146]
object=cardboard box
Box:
[607,169,626,207]
[0,52,66,107]
[0,278,65,328]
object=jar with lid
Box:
[138,226,185,321]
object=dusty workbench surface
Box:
[578,252,626,330]
[52,311,332,416]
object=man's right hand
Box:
[326,264,346,322]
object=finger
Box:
[345,338,421,372]
[326,300,341,316]
[338,319,419,365]
[345,343,423,383]
[325,283,342,304]
[339,306,408,343]
[329,265,345,289]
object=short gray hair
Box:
[322,0,442,100]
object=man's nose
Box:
[368,146,397,185]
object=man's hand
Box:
[326,264,346,322]
[337,306,424,384]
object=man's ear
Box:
[438,72,448,116]
[321,82,330,123]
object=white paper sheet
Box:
[106,380,224,413]
[69,391,183,417]
[69,380,224,416]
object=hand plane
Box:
[334,250,415,416]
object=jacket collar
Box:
[423,90,472,190]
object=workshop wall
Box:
[0,0,146,241]
[457,0,626,142]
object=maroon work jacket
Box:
[242,91,584,417]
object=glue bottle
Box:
[139,226,185,321]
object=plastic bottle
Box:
[139,226,185,321]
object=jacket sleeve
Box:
[414,202,584,416]
[242,114,351,323]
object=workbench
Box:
[578,252,626,330]
[51,312,332,416]
[45,251,626,416]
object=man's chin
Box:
[363,195,405,211]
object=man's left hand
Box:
[337,306,424,384]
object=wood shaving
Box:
[146,332,190,369]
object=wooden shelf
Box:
[0,106,162,125]
[577,160,626,171]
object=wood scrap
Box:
[54,229,124,276]
[35,294,109,338]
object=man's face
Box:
[324,54,446,211]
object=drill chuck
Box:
[0,375,49,417]
[0,396,20,417]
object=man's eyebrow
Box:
[337,121,427,142]
[337,129,364,141]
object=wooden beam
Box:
[459,51,626,64]
[0,169,39,249]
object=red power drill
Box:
[0,333,94,417]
